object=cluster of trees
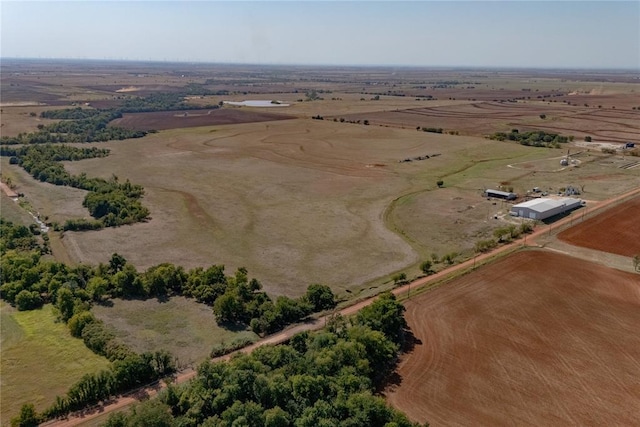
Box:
[1,241,335,336]
[0,87,231,231]
[474,222,533,253]
[118,92,219,113]
[3,145,148,229]
[0,219,41,253]
[418,127,443,134]
[40,107,104,120]
[0,111,146,145]
[2,225,345,425]
[488,129,573,148]
[99,292,423,427]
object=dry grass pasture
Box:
[2,61,638,297]
[91,297,257,367]
[385,250,640,426]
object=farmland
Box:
[385,250,640,426]
[557,196,640,257]
[1,60,639,423]
[2,64,639,295]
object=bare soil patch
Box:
[558,196,640,257]
[385,250,640,426]
[109,108,295,131]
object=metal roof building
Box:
[485,189,517,200]
[510,197,582,220]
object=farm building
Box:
[485,189,517,200]
[510,197,582,220]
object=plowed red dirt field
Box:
[385,250,640,426]
[110,108,295,131]
[557,196,640,257]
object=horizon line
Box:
[2,57,639,73]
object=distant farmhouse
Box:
[510,197,582,221]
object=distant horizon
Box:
[2,2,638,70]
[2,56,638,73]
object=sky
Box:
[1,1,639,69]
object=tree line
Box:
[488,129,573,148]
[98,292,424,427]
[0,87,225,230]
[2,144,148,230]
[3,220,341,425]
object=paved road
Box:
[43,187,640,427]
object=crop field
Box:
[91,297,257,367]
[110,108,295,131]
[0,304,110,425]
[338,100,640,144]
[557,196,640,257]
[385,250,640,426]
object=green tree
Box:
[11,403,39,427]
[128,400,174,427]
[304,284,336,312]
[392,273,407,285]
[14,290,42,311]
[56,287,77,322]
[265,406,291,427]
[419,260,432,275]
[356,292,407,344]
[87,276,109,301]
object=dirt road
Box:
[42,186,640,426]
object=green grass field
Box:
[0,304,110,425]
[91,297,258,367]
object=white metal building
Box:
[510,197,582,220]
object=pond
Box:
[224,100,290,107]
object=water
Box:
[224,100,290,107]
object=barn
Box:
[485,189,517,200]
[510,197,583,220]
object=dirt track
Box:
[558,196,640,257]
[42,187,640,426]
[385,250,640,426]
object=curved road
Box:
[43,187,640,426]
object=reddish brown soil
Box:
[558,197,640,257]
[109,108,295,131]
[337,101,640,142]
[385,250,640,426]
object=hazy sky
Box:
[1,1,639,69]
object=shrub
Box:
[419,260,433,275]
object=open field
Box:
[0,193,34,226]
[0,157,89,224]
[53,117,625,297]
[0,304,110,425]
[91,297,257,367]
[557,196,640,257]
[385,250,640,426]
